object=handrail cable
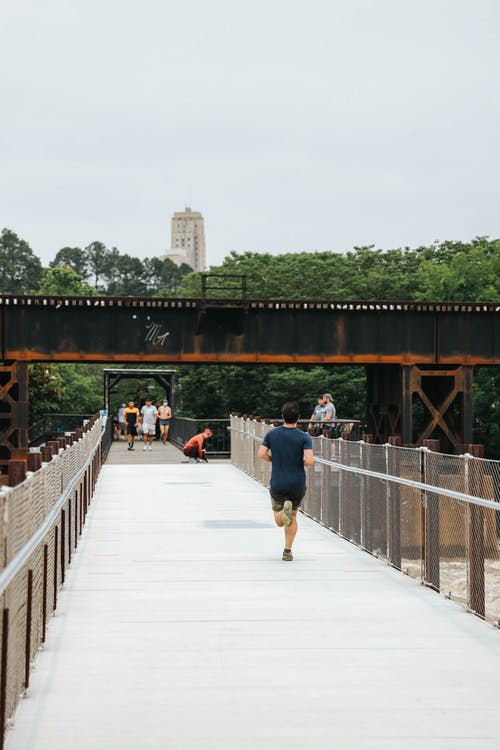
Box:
[228,427,500,512]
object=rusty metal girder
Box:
[367,364,474,452]
[1,295,499,364]
[0,361,28,463]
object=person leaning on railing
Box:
[321,393,336,434]
[308,394,325,436]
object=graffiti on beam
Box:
[145,320,170,347]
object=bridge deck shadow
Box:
[5,461,500,750]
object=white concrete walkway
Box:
[5,462,500,750]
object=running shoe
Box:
[282,500,293,527]
[282,549,293,561]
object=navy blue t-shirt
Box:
[262,426,313,492]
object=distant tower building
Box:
[162,206,206,272]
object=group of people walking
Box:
[115,398,172,451]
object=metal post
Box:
[462,368,473,448]
[423,439,440,591]
[24,570,33,690]
[53,527,58,611]
[74,490,78,547]
[7,459,26,487]
[388,436,402,569]
[0,609,9,750]
[401,365,413,446]
[361,435,373,552]
[42,545,48,643]
[60,509,65,585]
[68,498,72,564]
[467,444,485,617]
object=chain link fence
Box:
[230,415,500,626]
[0,418,105,748]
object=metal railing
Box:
[169,417,230,457]
[28,413,94,446]
[0,418,105,748]
[230,415,500,626]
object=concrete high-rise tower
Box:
[162,206,206,272]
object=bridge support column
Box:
[366,364,473,453]
[0,361,29,466]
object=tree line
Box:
[1,227,499,457]
[0,228,193,296]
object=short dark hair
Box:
[282,401,300,423]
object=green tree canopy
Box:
[0,228,43,293]
[50,246,89,279]
[178,238,500,302]
[38,265,96,296]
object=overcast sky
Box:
[1,0,499,268]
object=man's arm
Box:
[257,445,272,463]
[196,434,204,457]
[304,449,315,467]
[323,404,334,423]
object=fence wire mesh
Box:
[231,416,500,627]
[0,418,104,742]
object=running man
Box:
[140,397,158,451]
[124,400,140,451]
[257,402,314,561]
[157,399,172,444]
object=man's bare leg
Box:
[284,510,298,549]
[273,509,298,549]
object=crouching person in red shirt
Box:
[183,429,213,463]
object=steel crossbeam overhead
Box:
[1,294,499,457]
[1,294,499,364]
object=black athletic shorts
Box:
[270,487,306,512]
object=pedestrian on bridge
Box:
[141,397,158,451]
[183,429,213,463]
[124,400,140,451]
[257,402,315,561]
[308,394,325,436]
[157,399,172,444]
[321,392,336,433]
[118,403,127,439]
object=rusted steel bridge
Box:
[1,294,499,461]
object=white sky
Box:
[1,0,499,268]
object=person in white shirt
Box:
[140,398,158,451]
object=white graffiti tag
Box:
[145,320,171,347]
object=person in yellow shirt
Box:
[123,400,140,451]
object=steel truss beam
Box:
[366,364,473,452]
[0,362,29,464]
